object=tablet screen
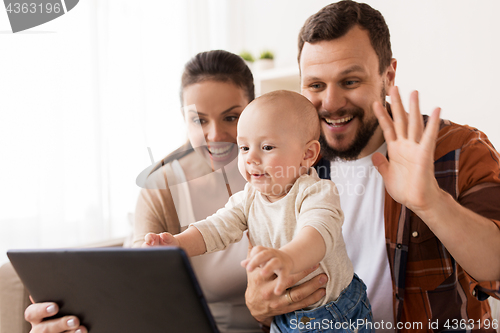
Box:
[8,247,219,333]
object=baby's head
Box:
[237,90,320,202]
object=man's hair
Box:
[180,50,255,105]
[298,0,392,74]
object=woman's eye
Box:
[262,145,274,151]
[225,115,239,122]
[192,118,205,125]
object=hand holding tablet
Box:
[9,247,219,333]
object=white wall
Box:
[227,0,500,149]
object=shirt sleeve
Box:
[132,164,181,248]
[296,180,344,256]
[455,129,500,300]
[191,188,249,254]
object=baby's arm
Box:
[243,226,325,295]
[143,227,207,257]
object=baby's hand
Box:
[241,246,294,295]
[143,232,179,247]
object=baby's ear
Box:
[301,140,321,168]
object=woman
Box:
[24,50,326,333]
[134,50,259,332]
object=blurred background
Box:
[1,0,499,265]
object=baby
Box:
[145,90,373,332]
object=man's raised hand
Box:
[372,86,442,216]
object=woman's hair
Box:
[180,50,255,105]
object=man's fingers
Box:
[274,275,289,296]
[301,264,320,277]
[283,273,327,312]
[408,90,424,143]
[388,86,408,139]
[288,273,327,301]
[244,267,327,324]
[420,107,441,149]
[261,268,298,290]
[287,288,326,313]
[373,101,397,142]
[408,90,424,142]
[246,267,276,299]
[286,264,320,287]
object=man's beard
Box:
[319,88,385,161]
[319,113,379,161]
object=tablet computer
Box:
[7,247,220,333]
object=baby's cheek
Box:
[237,156,247,180]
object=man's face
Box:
[300,25,395,160]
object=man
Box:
[246,1,500,332]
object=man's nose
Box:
[322,85,347,113]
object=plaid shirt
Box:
[315,117,500,332]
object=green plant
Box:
[239,50,255,63]
[259,50,274,60]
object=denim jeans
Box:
[271,274,373,333]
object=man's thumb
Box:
[371,152,389,177]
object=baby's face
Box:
[237,101,308,202]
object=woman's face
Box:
[182,80,249,169]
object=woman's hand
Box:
[25,302,87,333]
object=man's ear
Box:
[385,58,397,89]
[301,140,321,168]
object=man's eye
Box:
[309,83,323,90]
[262,145,274,151]
[344,80,359,87]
